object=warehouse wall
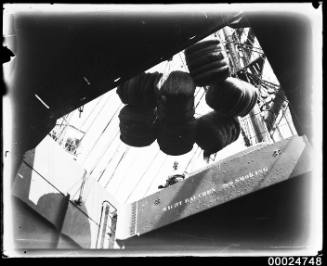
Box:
[10,136,118,249]
[12,196,80,249]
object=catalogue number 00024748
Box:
[267,256,322,266]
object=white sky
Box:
[53,44,250,205]
[50,27,296,207]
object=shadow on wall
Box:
[13,192,92,249]
[36,193,92,249]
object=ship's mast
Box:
[221,26,272,145]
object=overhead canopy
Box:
[6,9,239,165]
[8,10,239,118]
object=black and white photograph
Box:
[2,3,323,258]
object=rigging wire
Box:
[247,73,281,92]
[112,155,140,194]
[89,130,121,178]
[87,59,173,197]
[194,86,202,98]
[183,146,201,175]
[56,113,71,142]
[104,146,131,189]
[194,89,206,110]
[236,42,264,52]
[58,113,75,145]
[78,92,113,146]
[113,60,176,196]
[141,85,206,197]
[123,84,207,202]
[142,155,169,198]
[96,138,123,182]
[22,161,100,227]
[145,86,206,194]
[109,143,147,192]
[89,54,208,202]
[179,52,189,71]
[54,123,86,134]
[65,170,89,199]
[157,59,172,90]
[124,54,178,199]
[78,105,84,118]
[73,172,88,205]
[282,107,297,136]
[79,97,103,129]
[82,102,123,164]
[71,176,88,201]
[269,102,290,137]
[82,145,130,203]
[117,55,190,201]
[123,148,163,203]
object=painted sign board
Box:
[116,136,311,240]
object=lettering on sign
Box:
[162,167,268,212]
[222,167,268,190]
